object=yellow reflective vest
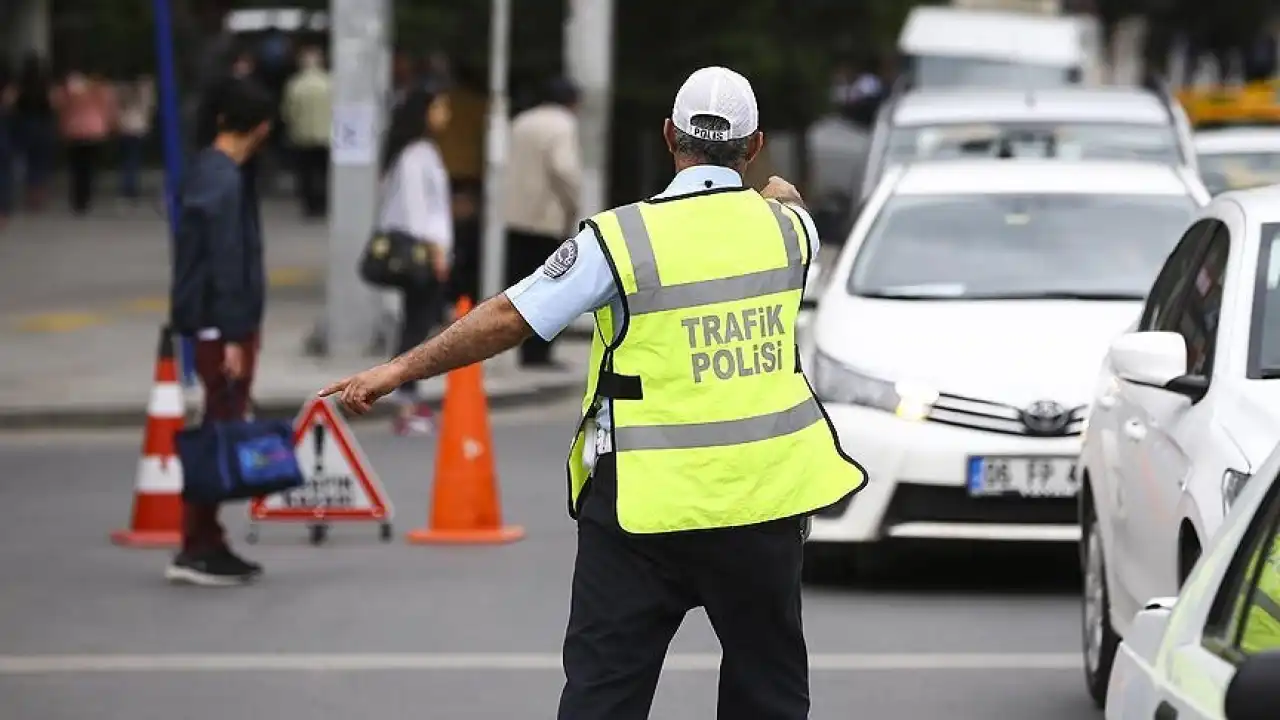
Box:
[566,187,867,533]
[1240,537,1280,654]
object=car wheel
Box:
[1082,502,1121,709]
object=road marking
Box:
[14,312,109,333]
[6,266,320,334]
[119,297,169,313]
[0,653,1081,674]
[267,266,321,287]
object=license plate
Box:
[966,456,1079,498]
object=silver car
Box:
[858,85,1198,203]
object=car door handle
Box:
[1123,419,1147,441]
[1155,700,1178,720]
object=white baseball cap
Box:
[671,66,759,141]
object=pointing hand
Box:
[318,362,406,415]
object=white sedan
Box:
[1104,439,1280,720]
[803,158,1208,576]
[1080,185,1280,704]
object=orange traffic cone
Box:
[111,327,185,547]
[407,297,525,545]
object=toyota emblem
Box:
[1021,400,1069,435]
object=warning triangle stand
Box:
[247,397,394,546]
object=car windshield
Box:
[847,193,1198,300]
[1198,151,1280,194]
[1250,225,1280,377]
[912,56,1073,88]
[887,123,1182,166]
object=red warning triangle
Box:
[248,397,393,522]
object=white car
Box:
[896,4,1096,89]
[859,86,1198,202]
[1080,185,1280,704]
[803,158,1208,577]
[1103,439,1280,720]
[1194,127,1280,195]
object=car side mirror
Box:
[1225,649,1280,720]
[1108,331,1207,402]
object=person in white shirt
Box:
[502,77,582,368]
[115,73,154,201]
[375,84,454,435]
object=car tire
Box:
[1082,500,1121,709]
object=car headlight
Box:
[811,351,938,421]
[1223,469,1252,514]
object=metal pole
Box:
[326,0,389,357]
[565,0,614,219]
[151,0,197,386]
[480,0,512,302]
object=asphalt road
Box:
[0,396,1099,719]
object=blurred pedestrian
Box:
[502,76,581,368]
[11,52,55,213]
[376,83,454,436]
[390,51,420,109]
[166,78,275,586]
[195,47,264,226]
[318,65,866,720]
[196,48,258,149]
[0,59,15,229]
[115,73,155,202]
[52,67,116,215]
[281,45,331,218]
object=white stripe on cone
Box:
[147,383,185,418]
[135,456,183,493]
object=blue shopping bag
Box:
[177,413,304,504]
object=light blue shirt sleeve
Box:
[503,227,619,341]
[786,202,823,264]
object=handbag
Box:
[359,230,435,290]
[176,385,305,504]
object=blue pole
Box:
[151,0,196,387]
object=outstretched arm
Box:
[319,294,532,414]
[395,294,532,382]
[320,225,617,415]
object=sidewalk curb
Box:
[0,377,583,431]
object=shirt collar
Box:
[653,165,744,199]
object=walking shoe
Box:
[164,550,257,587]
[217,547,263,577]
[393,403,435,436]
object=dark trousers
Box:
[396,279,442,397]
[559,457,810,720]
[505,229,563,365]
[118,134,144,199]
[66,140,101,214]
[182,333,260,555]
[294,145,329,217]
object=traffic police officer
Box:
[320,66,867,719]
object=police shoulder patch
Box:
[542,238,579,278]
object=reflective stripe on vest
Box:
[614,396,823,451]
[613,202,806,315]
[1252,587,1280,622]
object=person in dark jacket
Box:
[167,78,273,586]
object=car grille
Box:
[926,393,1087,437]
[885,483,1077,526]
